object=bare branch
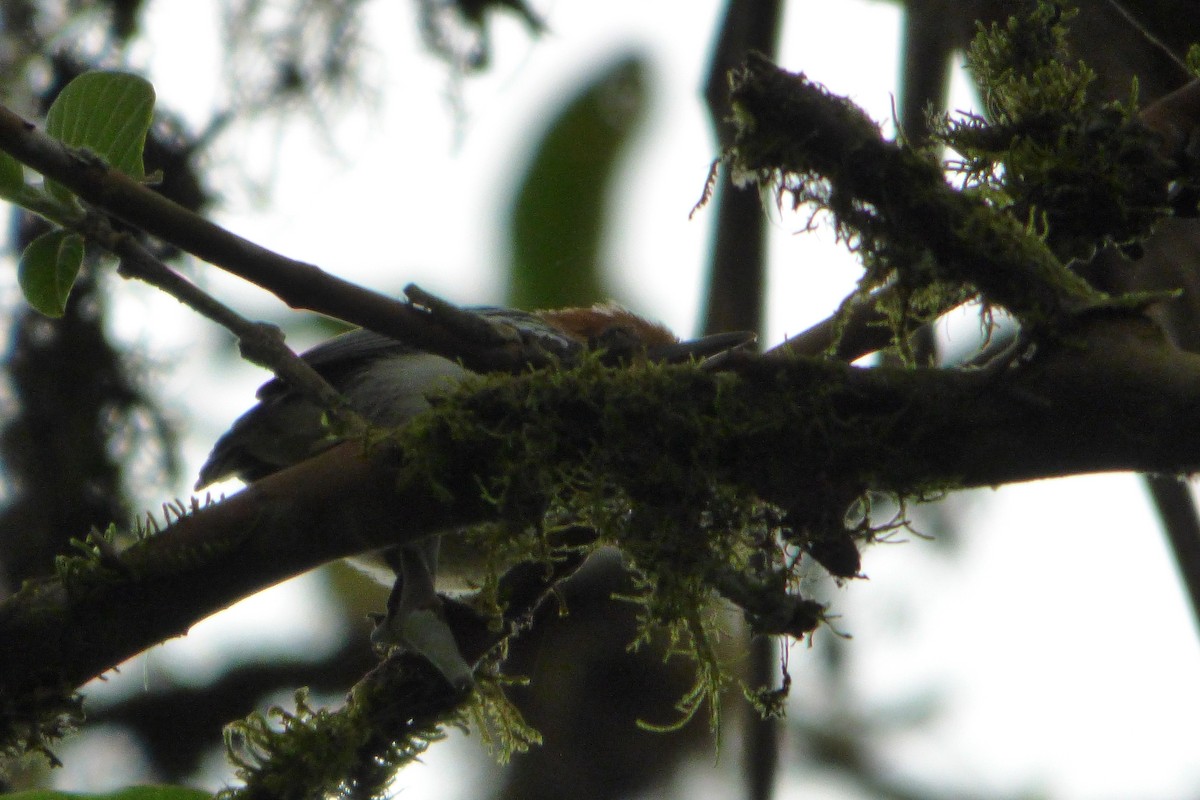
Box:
[700,0,783,337]
[0,104,558,373]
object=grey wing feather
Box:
[252,308,524,398]
[255,329,418,399]
[199,328,477,489]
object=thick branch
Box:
[2,313,1198,716]
[0,442,490,719]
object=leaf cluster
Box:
[0,71,154,316]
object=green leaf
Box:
[19,229,85,317]
[4,787,212,800]
[1188,43,1200,78]
[44,70,155,200]
[0,149,25,194]
[506,55,648,309]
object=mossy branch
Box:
[4,311,1200,757]
[725,52,1110,328]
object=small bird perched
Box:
[196,301,752,688]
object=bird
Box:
[195,301,754,689]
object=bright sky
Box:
[34,1,1200,798]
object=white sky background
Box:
[31,1,1200,798]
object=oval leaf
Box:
[506,55,647,308]
[19,229,85,317]
[45,70,155,200]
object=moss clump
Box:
[937,1,1173,264]
[391,353,949,732]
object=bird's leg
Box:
[371,539,474,692]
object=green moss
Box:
[939,1,1173,264]
[726,6,1177,348]
[965,2,1094,125]
[386,353,964,737]
[463,671,543,762]
[221,678,451,800]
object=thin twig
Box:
[1103,0,1192,77]
[77,211,358,421]
[1144,475,1200,638]
[0,103,553,374]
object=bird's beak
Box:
[646,330,756,363]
